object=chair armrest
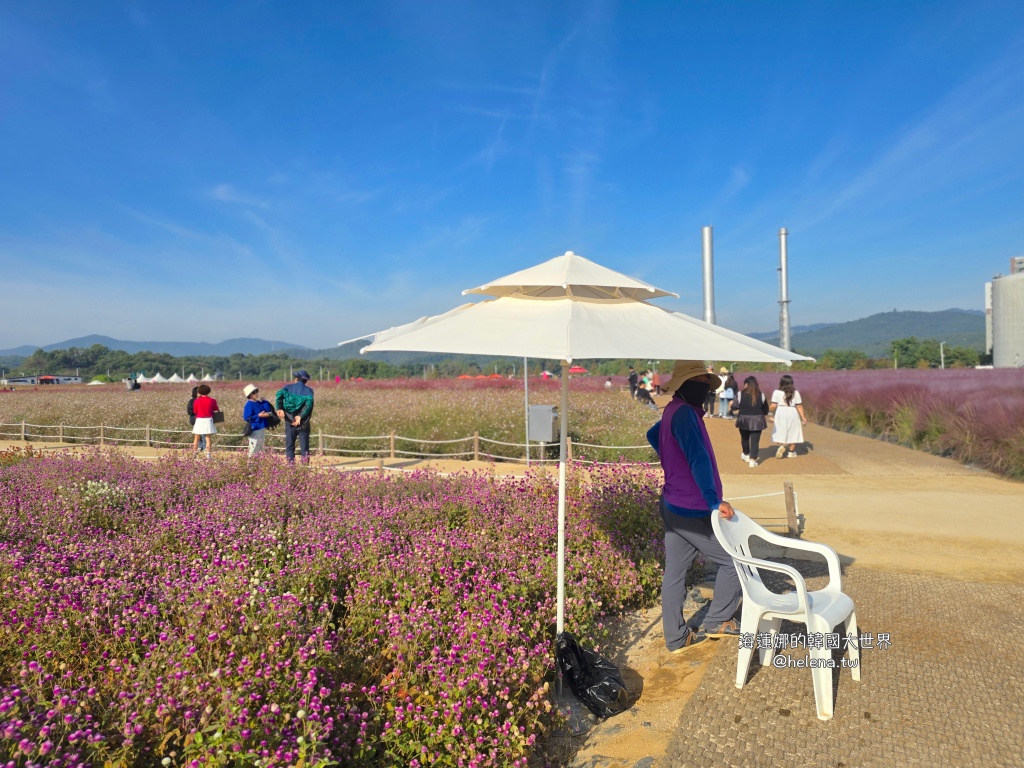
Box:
[748,527,845,591]
[729,551,811,616]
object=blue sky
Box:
[1,1,1022,350]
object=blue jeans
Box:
[718,398,731,418]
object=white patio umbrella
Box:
[352,250,811,635]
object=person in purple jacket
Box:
[647,360,741,652]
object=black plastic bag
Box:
[555,631,629,718]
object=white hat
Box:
[243,384,259,398]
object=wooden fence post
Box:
[390,432,396,459]
[145,426,151,448]
[99,424,105,446]
[375,458,384,472]
[567,437,573,463]
[21,421,26,441]
[58,424,64,443]
[318,429,324,456]
[784,481,798,537]
[473,432,480,461]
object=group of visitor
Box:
[187,370,316,462]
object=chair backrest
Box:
[712,510,779,603]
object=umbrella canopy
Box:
[168,373,185,383]
[355,251,812,635]
[464,250,676,301]
[186,374,199,383]
[150,373,168,383]
[568,366,588,374]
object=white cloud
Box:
[209,184,269,209]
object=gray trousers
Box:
[661,497,742,651]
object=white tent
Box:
[168,373,185,383]
[186,374,199,383]
[135,376,151,384]
[354,250,812,636]
[150,373,169,383]
[86,379,106,386]
[201,374,215,382]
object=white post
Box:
[940,342,946,370]
[556,360,569,635]
[524,357,530,467]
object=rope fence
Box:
[0,421,658,464]
[0,420,804,537]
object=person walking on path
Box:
[770,374,808,459]
[242,384,273,456]
[718,373,737,419]
[731,375,770,467]
[628,366,639,399]
[187,386,206,454]
[190,384,219,458]
[651,369,661,395]
[646,360,741,652]
[275,370,315,464]
[703,366,718,417]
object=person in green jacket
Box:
[275,370,315,463]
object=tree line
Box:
[2,337,983,383]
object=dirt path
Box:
[4,419,1023,767]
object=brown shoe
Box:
[702,619,741,638]
[669,628,707,653]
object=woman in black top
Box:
[730,375,770,467]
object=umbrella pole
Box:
[556,360,569,635]
[524,357,530,467]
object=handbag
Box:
[262,401,282,429]
[242,421,253,437]
[212,411,225,424]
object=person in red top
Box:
[191,384,220,458]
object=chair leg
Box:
[736,608,759,689]
[845,611,861,682]
[809,644,834,721]
[758,616,782,667]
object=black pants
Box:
[739,429,762,460]
[285,421,311,463]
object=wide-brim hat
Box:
[660,360,718,396]
[243,384,259,398]
[294,370,311,381]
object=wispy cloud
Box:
[800,45,1024,230]
[209,183,269,209]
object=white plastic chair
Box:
[711,510,860,721]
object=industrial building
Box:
[988,270,1024,368]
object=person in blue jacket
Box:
[242,384,273,456]
[275,370,315,464]
[647,360,741,652]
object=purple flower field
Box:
[736,368,1024,479]
[0,450,666,767]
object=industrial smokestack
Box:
[702,226,716,325]
[778,228,792,351]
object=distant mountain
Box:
[0,335,310,358]
[756,309,985,357]
[747,322,837,342]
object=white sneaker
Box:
[748,459,758,468]
[776,445,787,459]
[741,453,749,461]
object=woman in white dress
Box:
[769,374,807,459]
